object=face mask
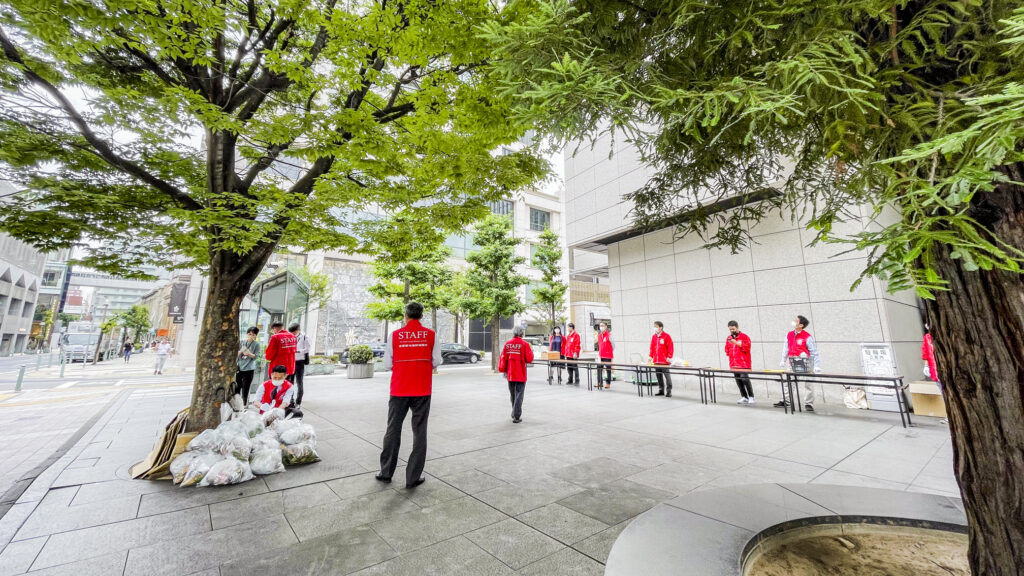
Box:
[791,321,797,328]
[271,377,284,386]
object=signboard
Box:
[172,316,184,325]
[861,343,900,412]
[156,329,169,337]
[168,283,188,319]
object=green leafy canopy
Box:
[0,0,548,276]
[481,0,1024,298]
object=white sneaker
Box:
[747,398,756,405]
[737,398,748,404]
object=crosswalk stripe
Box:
[56,380,78,389]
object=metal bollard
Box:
[48,352,53,368]
[15,365,26,392]
[36,353,42,370]
[59,353,66,378]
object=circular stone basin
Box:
[744,523,968,576]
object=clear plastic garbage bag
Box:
[282,442,320,466]
[199,457,254,486]
[180,452,225,487]
[250,448,285,475]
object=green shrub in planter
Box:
[310,355,339,365]
[348,345,373,364]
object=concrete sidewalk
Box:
[0,367,958,575]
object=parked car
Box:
[339,343,386,365]
[441,343,481,364]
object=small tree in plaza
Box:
[484,2,1024,573]
[465,215,528,370]
[0,0,546,431]
[367,231,454,338]
[439,271,475,344]
[119,305,152,344]
[529,227,567,333]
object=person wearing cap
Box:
[376,302,443,489]
[561,322,581,385]
[250,364,297,415]
[499,326,535,423]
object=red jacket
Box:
[561,331,581,358]
[786,330,812,357]
[391,320,435,397]
[259,380,292,413]
[922,333,938,382]
[499,337,534,382]
[597,331,614,359]
[265,331,297,376]
[649,331,674,365]
[724,332,752,369]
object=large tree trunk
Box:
[490,314,500,371]
[925,165,1024,576]
[188,245,274,432]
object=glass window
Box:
[529,208,550,231]
[487,200,514,217]
[524,281,543,305]
[529,244,540,265]
[42,270,60,287]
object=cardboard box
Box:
[541,351,561,360]
[909,381,947,418]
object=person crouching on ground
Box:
[251,364,297,416]
[499,326,534,423]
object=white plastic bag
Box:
[220,402,233,423]
[236,410,265,438]
[282,442,320,466]
[843,387,869,410]
[187,429,222,452]
[199,458,254,486]
[180,452,225,487]
[272,417,304,436]
[250,448,285,475]
[217,419,248,438]
[221,433,253,461]
[252,430,280,452]
[262,408,286,426]
[229,393,245,412]
[170,451,201,484]
[279,424,316,446]
[669,357,690,367]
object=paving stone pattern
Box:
[0,367,956,575]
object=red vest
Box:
[499,337,534,382]
[260,380,292,412]
[649,332,673,365]
[597,331,614,359]
[390,320,435,397]
[266,331,297,376]
[561,331,581,358]
[786,330,811,357]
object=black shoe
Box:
[512,418,522,423]
[804,404,815,412]
[406,477,426,489]
[655,391,665,396]
[773,400,789,408]
[374,474,392,483]
[666,392,672,398]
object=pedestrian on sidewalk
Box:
[251,365,298,415]
[649,321,674,397]
[561,323,581,385]
[235,326,260,401]
[724,321,754,404]
[123,341,133,363]
[597,322,614,389]
[153,338,172,374]
[499,326,534,423]
[922,325,948,424]
[376,302,442,490]
[777,315,822,412]
[264,321,296,378]
[549,327,565,384]
[288,322,311,408]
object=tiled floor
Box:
[0,366,957,575]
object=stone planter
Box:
[306,363,336,376]
[347,363,374,379]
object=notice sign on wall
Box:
[168,283,188,319]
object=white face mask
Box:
[271,377,285,386]
[791,321,798,328]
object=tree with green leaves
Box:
[439,270,475,344]
[529,227,567,332]
[367,234,453,336]
[0,0,545,430]
[483,2,1024,572]
[119,304,152,344]
[465,215,528,370]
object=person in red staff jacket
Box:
[777,314,821,412]
[250,365,297,415]
[376,302,443,489]
[264,321,297,378]
[499,326,535,423]
[649,320,674,397]
[597,322,614,389]
[561,323,582,385]
[725,320,754,404]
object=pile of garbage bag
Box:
[169,396,320,487]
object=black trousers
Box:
[235,369,255,400]
[733,372,754,398]
[508,381,525,420]
[655,366,672,393]
[379,395,431,485]
[566,357,579,382]
[287,361,306,404]
[598,358,613,383]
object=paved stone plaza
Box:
[0,367,956,575]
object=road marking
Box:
[114,379,125,386]
[56,381,78,389]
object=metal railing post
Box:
[15,365,26,392]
